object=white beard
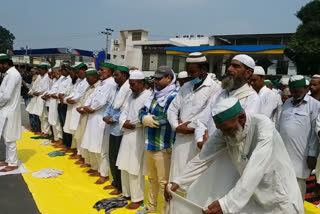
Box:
[225,123,245,146]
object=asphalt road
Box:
[0,104,40,214]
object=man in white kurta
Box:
[0,54,22,172]
[250,66,282,123]
[195,55,261,150]
[46,66,64,143]
[279,75,320,199]
[65,62,89,158]
[26,72,41,133]
[81,62,117,184]
[32,63,51,137]
[57,64,74,150]
[167,98,304,214]
[116,71,152,209]
[73,68,101,167]
[167,52,221,181]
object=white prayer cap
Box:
[52,61,61,71]
[48,68,52,73]
[186,52,207,63]
[178,71,188,79]
[312,74,320,79]
[129,70,145,80]
[280,77,289,85]
[232,54,255,69]
[212,97,243,124]
[253,66,265,76]
[289,75,307,88]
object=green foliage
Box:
[0,26,15,53]
[286,0,320,75]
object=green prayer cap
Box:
[115,65,130,73]
[38,62,51,69]
[0,54,12,61]
[212,98,243,124]
[289,75,307,89]
[85,68,99,77]
[100,62,116,70]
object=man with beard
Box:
[218,54,261,113]
[80,62,117,185]
[279,75,320,199]
[116,70,152,209]
[195,55,261,149]
[166,97,304,214]
[310,74,320,101]
[0,54,22,172]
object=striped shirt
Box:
[140,91,177,151]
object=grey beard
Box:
[221,76,247,91]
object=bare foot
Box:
[126,201,143,210]
[80,163,90,168]
[103,185,115,190]
[89,172,100,177]
[69,155,80,160]
[0,162,8,167]
[87,169,97,174]
[75,159,85,165]
[95,176,109,184]
[0,166,18,172]
[110,189,122,195]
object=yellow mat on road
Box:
[17,131,319,214]
[18,131,144,214]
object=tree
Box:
[0,25,15,53]
[285,0,320,75]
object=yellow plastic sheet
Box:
[17,132,320,214]
[19,131,145,214]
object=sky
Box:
[0,0,312,51]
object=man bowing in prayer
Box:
[116,70,152,209]
[0,54,22,172]
[278,75,320,199]
[166,97,304,214]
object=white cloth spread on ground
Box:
[32,168,63,178]
[172,114,304,214]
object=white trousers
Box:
[52,121,62,141]
[40,109,51,135]
[5,141,18,166]
[297,178,306,200]
[88,152,98,170]
[95,152,109,177]
[121,170,145,202]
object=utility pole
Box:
[101,28,114,60]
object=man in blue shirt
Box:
[103,65,132,195]
[138,66,177,214]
